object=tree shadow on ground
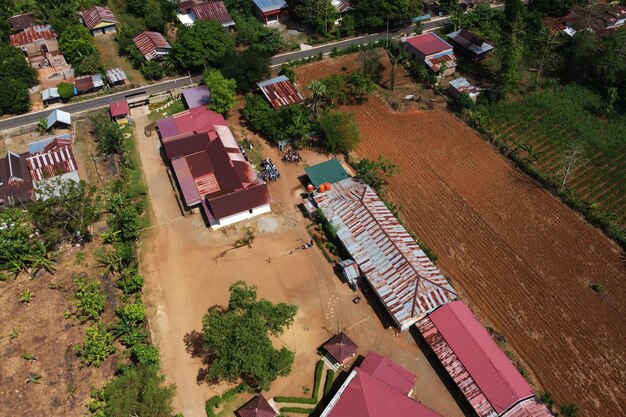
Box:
[183,305,225,385]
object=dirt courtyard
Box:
[132,106,465,417]
[352,98,626,417]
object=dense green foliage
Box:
[92,113,125,154]
[140,60,164,80]
[203,69,237,113]
[57,82,75,101]
[97,365,175,417]
[484,85,626,230]
[76,323,115,367]
[0,45,37,114]
[171,20,234,72]
[231,12,282,54]
[351,0,420,32]
[204,383,248,417]
[0,209,47,273]
[220,49,271,92]
[201,281,297,390]
[29,179,100,246]
[58,24,102,72]
[319,111,360,154]
[323,369,335,396]
[279,407,314,414]
[528,0,573,17]
[290,0,338,34]
[74,275,106,322]
[354,156,400,194]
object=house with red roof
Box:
[320,353,443,417]
[322,332,358,368]
[0,151,35,205]
[235,395,277,417]
[10,24,66,68]
[109,100,130,124]
[133,31,171,61]
[417,301,553,417]
[404,33,456,77]
[177,0,235,29]
[156,107,271,229]
[80,5,117,36]
[257,75,303,109]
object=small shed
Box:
[107,68,127,86]
[81,5,117,36]
[109,100,130,123]
[41,87,60,104]
[75,74,104,94]
[304,159,350,188]
[235,395,277,417]
[133,31,171,61]
[10,13,33,31]
[252,0,288,25]
[322,332,358,366]
[257,75,303,109]
[448,77,480,102]
[338,259,360,285]
[182,85,211,109]
[46,109,71,129]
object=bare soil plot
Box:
[95,35,145,85]
[134,106,465,417]
[351,97,626,417]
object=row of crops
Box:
[485,84,626,227]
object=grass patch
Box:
[323,369,335,397]
[275,360,325,405]
[94,36,145,85]
[205,383,247,417]
[120,125,149,229]
[148,99,185,122]
[279,407,314,415]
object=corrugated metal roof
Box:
[182,85,211,109]
[236,395,276,417]
[323,332,358,364]
[10,13,33,31]
[359,352,416,395]
[180,0,235,27]
[133,31,171,60]
[315,178,456,330]
[405,33,453,56]
[26,138,77,182]
[46,110,71,129]
[107,67,127,84]
[418,301,535,415]
[257,75,303,109]
[338,259,360,281]
[332,0,353,13]
[10,24,56,47]
[109,100,129,117]
[82,5,117,29]
[304,158,350,187]
[75,75,95,92]
[321,354,443,417]
[425,52,456,72]
[447,29,494,56]
[42,87,59,101]
[502,398,553,417]
[252,0,288,13]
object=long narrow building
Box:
[314,177,456,330]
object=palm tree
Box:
[112,317,148,347]
[23,252,56,278]
[306,81,327,118]
[97,252,123,277]
[37,117,49,134]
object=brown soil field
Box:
[351,97,626,417]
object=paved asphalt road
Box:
[0,15,459,132]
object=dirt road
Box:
[352,98,626,417]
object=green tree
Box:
[499,0,525,96]
[241,94,283,142]
[385,40,409,91]
[75,53,104,75]
[76,323,115,367]
[346,71,377,102]
[131,343,160,367]
[559,403,578,417]
[0,44,38,87]
[220,49,270,92]
[201,281,297,390]
[117,302,146,323]
[29,179,101,245]
[355,155,399,193]
[74,275,105,322]
[352,0,420,32]
[0,209,47,273]
[319,111,360,154]
[57,82,74,102]
[58,24,97,66]
[320,74,347,106]
[0,79,30,115]
[279,104,313,148]
[290,0,338,34]
[145,0,166,32]
[203,69,237,114]
[528,0,573,17]
[171,20,235,72]
[92,113,125,154]
[102,365,175,417]
[126,0,147,16]
[141,60,164,80]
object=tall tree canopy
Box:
[290,0,338,34]
[352,0,421,31]
[58,24,99,67]
[220,49,270,92]
[170,20,235,72]
[528,0,573,17]
[201,281,297,390]
[203,69,237,113]
[319,111,360,154]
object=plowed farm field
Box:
[352,98,626,417]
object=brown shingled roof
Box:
[236,395,276,417]
[323,332,358,364]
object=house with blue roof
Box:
[252,0,288,25]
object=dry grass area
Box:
[95,35,145,85]
[351,97,626,417]
[132,105,465,417]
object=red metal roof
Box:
[10,13,33,31]
[314,178,456,330]
[180,0,235,26]
[502,398,553,417]
[0,151,34,203]
[406,33,453,56]
[75,75,95,92]
[359,352,416,395]
[321,354,442,417]
[133,31,171,60]
[26,138,77,182]
[109,100,129,117]
[82,5,117,29]
[10,25,56,47]
[257,75,303,109]
[157,106,226,140]
[417,301,534,416]
[236,395,276,417]
[323,332,358,364]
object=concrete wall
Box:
[212,204,271,229]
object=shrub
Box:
[589,282,604,294]
[118,302,146,323]
[274,396,316,404]
[131,343,160,367]
[57,82,74,101]
[323,369,335,396]
[279,407,314,414]
[76,323,115,367]
[116,270,145,295]
[312,360,324,401]
[205,395,222,417]
[74,276,105,322]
